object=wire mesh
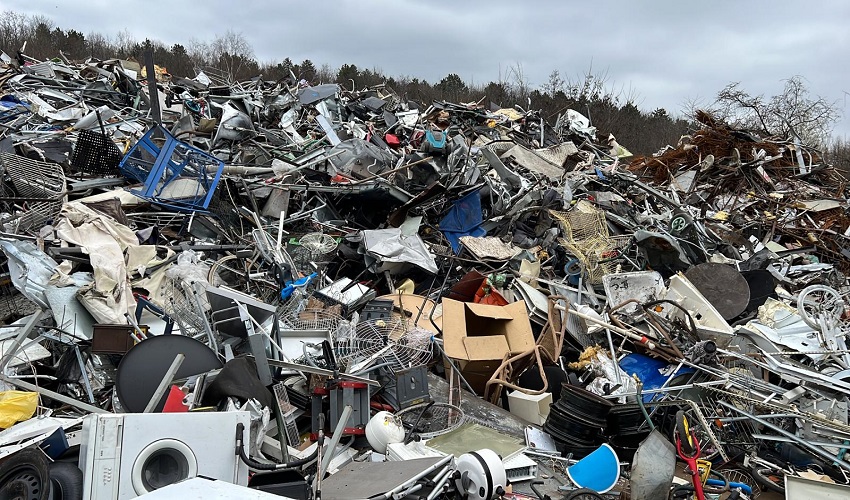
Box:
[336,317,432,374]
[0,152,66,233]
[125,211,187,232]
[277,291,350,346]
[273,382,301,448]
[551,201,630,284]
[395,402,465,439]
[161,278,208,341]
[0,272,38,323]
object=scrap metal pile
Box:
[0,50,848,498]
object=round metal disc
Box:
[116,335,223,413]
[684,263,750,320]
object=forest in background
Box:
[2,10,848,169]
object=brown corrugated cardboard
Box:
[442,299,535,394]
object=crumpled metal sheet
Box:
[361,227,438,274]
[327,138,395,179]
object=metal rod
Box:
[383,455,454,499]
[320,404,352,474]
[72,346,96,404]
[0,311,43,371]
[143,354,185,413]
[555,304,659,350]
[0,374,107,414]
[426,464,454,500]
[718,399,850,471]
[348,156,433,185]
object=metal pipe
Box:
[0,373,107,414]
[381,455,454,500]
[601,379,728,399]
[555,303,659,350]
[426,464,455,500]
[348,156,433,185]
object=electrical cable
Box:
[235,422,317,471]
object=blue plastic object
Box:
[424,129,447,149]
[564,258,583,286]
[38,427,69,460]
[439,188,486,253]
[280,273,318,300]
[619,353,696,402]
[119,125,224,212]
[706,478,752,495]
[566,443,620,493]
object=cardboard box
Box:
[441,299,535,395]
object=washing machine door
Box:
[131,438,199,495]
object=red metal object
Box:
[675,418,705,500]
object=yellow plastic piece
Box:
[0,391,38,429]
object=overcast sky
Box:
[4,0,850,139]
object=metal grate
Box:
[273,382,301,448]
[395,402,465,439]
[336,318,433,374]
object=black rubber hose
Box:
[404,401,435,444]
[235,423,318,470]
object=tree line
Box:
[1,9,847,169]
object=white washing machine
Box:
[79,411,250,500]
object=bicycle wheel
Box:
[751,466,785,493]
[208,254,252,290]
[797,285,845,330]
[208,254,278,302]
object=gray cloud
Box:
[4,0,849,138]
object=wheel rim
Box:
[0,465,44,500]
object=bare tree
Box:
[713,76,839,144]
[209,30,255,81]
[112,28,137,58]
[542,69,564,97]
[507,62,530,103]
[0,10,30,52]
[316,63,334,84]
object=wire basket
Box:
[161,277,209,341]
[277,291,350,345]
[0,152,66,234]
[552,201,630,284]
